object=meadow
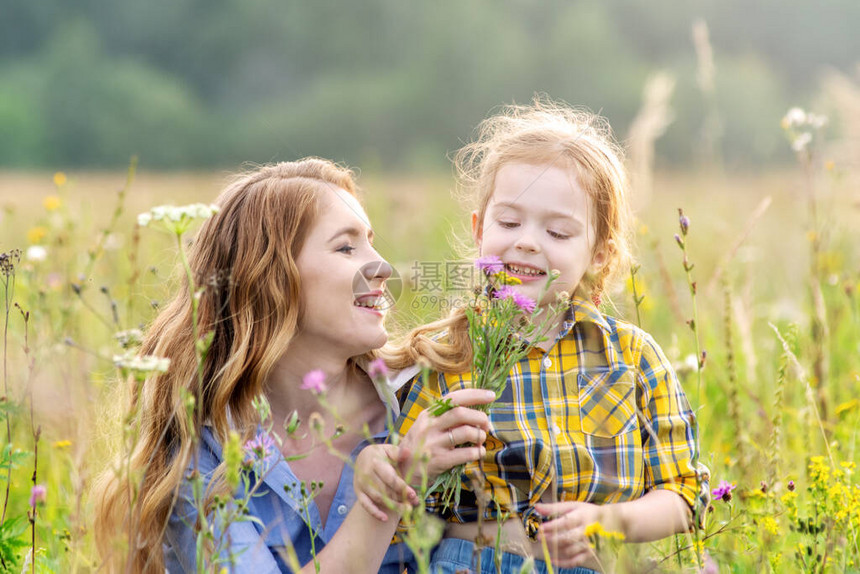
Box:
[0,135,858,571]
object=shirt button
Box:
[337,504,348,515]
[552,422,562,436]
[543,356,552,369]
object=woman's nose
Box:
[360,258,392,282]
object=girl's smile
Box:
[473,162,607,308]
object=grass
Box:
[0,157,858,572]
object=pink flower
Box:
[475,255,504,275]
[29,484,46,508]
[301,369,327,394]
[699,551,718,574]
[712,480,736,502]
[493,286,537,314]
[367,358,389,380]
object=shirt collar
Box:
[558,294,613,339]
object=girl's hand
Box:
[399,388,494,484]
[354,444,419,522]
[535,501,614,569]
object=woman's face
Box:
[294,187,391,357]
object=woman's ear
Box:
[471,211,482,250]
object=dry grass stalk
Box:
[819,68,860,179]
[627,72,675,209]
[692,19,722,169]
[722,284,749,478]
[733,273,758,389]
[705,195,772,296]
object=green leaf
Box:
[429,397,455,417]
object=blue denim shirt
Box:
[163,426,414,573]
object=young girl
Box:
[383,99,705,573]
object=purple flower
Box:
[475,255,504,275]
[367,358,389,380]
[493,286,537,314]
[243,432,277,464]
[29,484,46,508]
[301,369,327,394]
[711,480,736,502]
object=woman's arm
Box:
[305,388,495,573]
[356,388,494,520]
[298,484,403,574]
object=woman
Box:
[94,159,492,573]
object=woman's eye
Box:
[336,245,356,254]
[548,230,570,240]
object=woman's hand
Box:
[354,444,419,522]
[398,388,494,485]
[535,501,611,570]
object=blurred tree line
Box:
[0,0,857,170]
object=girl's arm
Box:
[536,488,690,542]
[535,491,690,569]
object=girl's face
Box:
[473,162,606,308]
[294,187,391,357]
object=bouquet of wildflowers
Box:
[427,255,562,509]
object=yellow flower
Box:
[836,399,859,417]
[769,553,782,570]
[53,440,72,449]
[638,224,649,235]
[53,172,67,187]
[806,230,817,243]
[781,491,798,520]
[809,456,830,487]
[492,272,521,286]
[27,226,47,244]
[825,160,835,171]
[43,195,62,211]
[691,539,705,559]
[761,516,779,535]
[583,521,625,541]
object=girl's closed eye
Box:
[498,220,520,229]
[336,244,356,254]
[547,229,570,240]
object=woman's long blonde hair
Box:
[383,97,633,373]
[94,159,362,572]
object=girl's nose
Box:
[514,232,539,254]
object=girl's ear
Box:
[471,211,482,249]
[591,238,614,269]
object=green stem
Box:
[1,265,15,527]
[175,233,205,420]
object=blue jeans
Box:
[429,538,600,574]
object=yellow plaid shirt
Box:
[395,296,703,538]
